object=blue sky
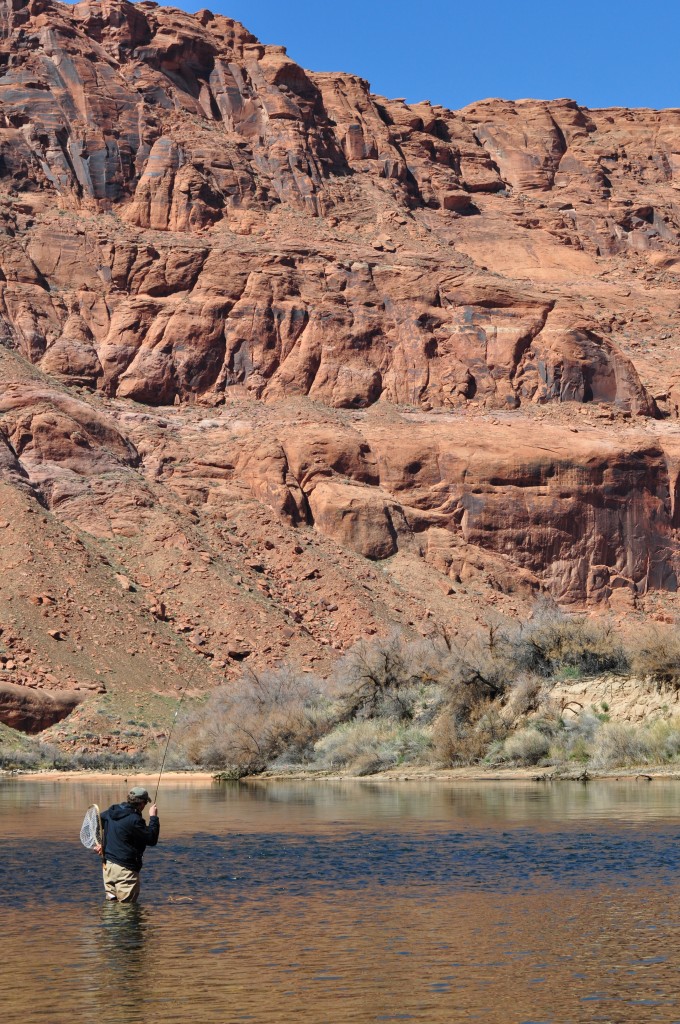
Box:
[168,0,679,111]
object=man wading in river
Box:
[96,787,160,902]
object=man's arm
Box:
[147,804,160,846]
[133,806,160,847]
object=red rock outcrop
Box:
[0,679,82,732]
[0,0,675,415]
[0,0,679,740]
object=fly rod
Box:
[154,671,193,802]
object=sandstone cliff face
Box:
[0,0,679,738]
[0,0,675,415]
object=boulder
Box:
[0,680,81,733]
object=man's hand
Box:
[94,843,102,855]
[149,803,158,817]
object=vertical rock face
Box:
[0,0,675,416]
[0,0,679,737]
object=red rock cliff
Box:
[0,0,679,735]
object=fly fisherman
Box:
[97,787,160,902]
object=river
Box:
[2,778,680,1023]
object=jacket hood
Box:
[106,802,140,821]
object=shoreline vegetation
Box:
[201,766,680,781]
[4,608,680,782]
[5,766,680,783]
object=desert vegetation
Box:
[4,609,680,776]
[171,609,680,777]
[0,737,148,772]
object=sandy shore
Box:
[6,765,680,783]
[1,770,216,784]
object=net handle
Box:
[93,803,105,865]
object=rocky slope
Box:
[0,0,679,747]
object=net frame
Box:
[80,803,104,862]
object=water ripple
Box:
[3,783,680,1024]
[2,825,680,907]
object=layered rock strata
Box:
[0,0,679,737]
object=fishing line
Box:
[154,683,188,802]
[92,482,207,803]
[153,658,203,802]
[92,484,191,802]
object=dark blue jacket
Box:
[101,802,159,872]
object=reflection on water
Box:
[83,905,151,1020]
[3,776,680,839]
[2,779,680,1023]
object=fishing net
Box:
[80,804,102,851]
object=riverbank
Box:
[6,764,680,783]
[0,769,215,784]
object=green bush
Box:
[499,727,551,765]
[312,719,431,774]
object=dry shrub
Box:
[629,625,680,689]
[432,711,491,766]
[180,665,332,772]
[536,692,563,723]
[176,613,641,776]
[426,626,517,767]
[430,711,459,765]
[334,633,445,722]
[548,711,600,764]
[0,742,60,771]
[312,719,431,774]
[590,717,680,769]
[589,721,654,769]
[512,610,628,678]
[506,674,544,722]
[432,703,508,766]
[645,718,680,760]
[499,727,551,765]
[313,720,390,772]
[0,743,146,771]
[445,627,513,705]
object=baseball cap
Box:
[128,786,150,803]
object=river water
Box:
[2,778,680,1024]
